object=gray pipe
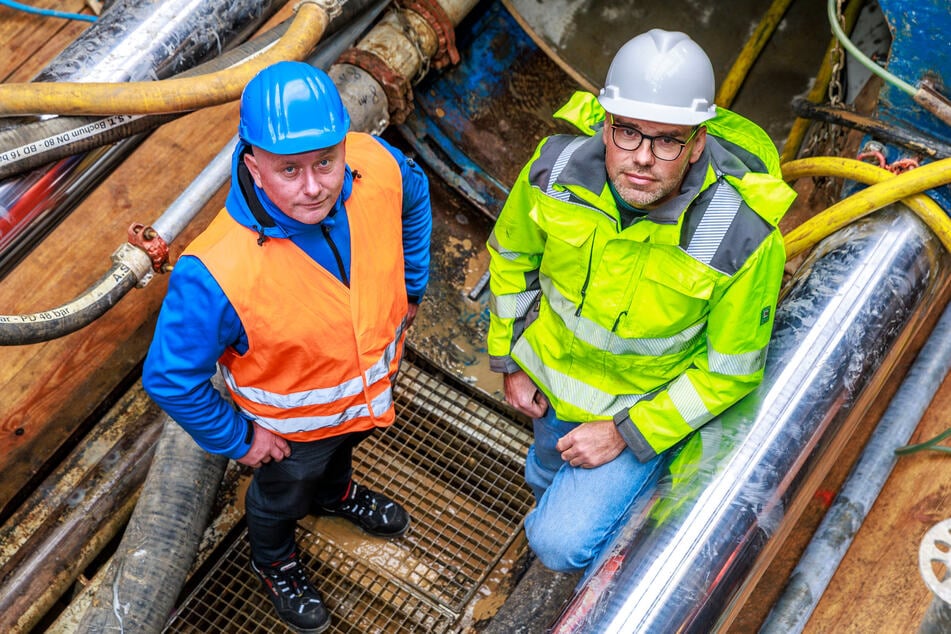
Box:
[760,300,951,633]
[75,417,228,633]
[548,204,948,633]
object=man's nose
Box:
[632,139,655,165]
[302,169,322,195]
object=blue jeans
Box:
[523,408,666,574]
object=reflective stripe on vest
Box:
[513,335,652,415]
[221,319,404,425]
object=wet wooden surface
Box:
[2,1,951,632]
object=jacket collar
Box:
[224,141,353,238]
[553,131,751,225]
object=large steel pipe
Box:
[550,204,950,633]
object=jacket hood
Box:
[223,140,354,238]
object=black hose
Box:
[0,260,139,345]
[75,418,228,633]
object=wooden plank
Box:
[0,1,92,82]
[804,374,951,633]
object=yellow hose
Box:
[716,0,795,109]
[0,1,331,117]
[782,156,951,258]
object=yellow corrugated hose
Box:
[782,156,951,258]
[0,0,331,117]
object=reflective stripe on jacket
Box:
[487,98,795,461]
[186,132,408,441]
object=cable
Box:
[826,0,916,97]
[0,0,96,22]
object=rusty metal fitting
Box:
[336,47,415,124]
[127,223,171,274]
[395,0,460,69]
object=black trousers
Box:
[245,429,373,565]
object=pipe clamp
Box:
[296,0,343,20]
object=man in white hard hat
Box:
[486,30,796,575]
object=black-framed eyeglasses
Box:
[609,118,700,161]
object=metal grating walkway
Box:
[165,349,534,633]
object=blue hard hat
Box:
[238,61,350,154]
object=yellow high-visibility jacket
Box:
[487,93,796,461]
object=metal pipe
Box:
[329,0,480,131]
[0,1,390,345]
[0,0,285,277]
[0,393,165,633]
[760,300,951,633]
[548,204,949,633]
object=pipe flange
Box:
[295,0,343,20]
[395,0,460,69]
[336,48,414,124]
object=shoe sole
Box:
[316,511,411,538]
[292,620,331,634]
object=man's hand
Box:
[406,302,419,329]
[503,370,548,418]
[237,422,291,468]
[555,420,626,468]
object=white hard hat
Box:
[598,29,716,125]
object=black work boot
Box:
[251,552,330,633]
[320,481,410,537]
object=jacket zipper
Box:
[576,235,595,316]
[322,224,350,287]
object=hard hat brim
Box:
[598,94,717,126]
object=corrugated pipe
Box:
[0,0,388,346]
[760,301,951,633]
[547,203,949,632]
[74,417,229,633]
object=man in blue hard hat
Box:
[143,60,432,633]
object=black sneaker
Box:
[251,553,330,634]
[320,481,410,537]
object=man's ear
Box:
[688,127,707,164]
[243,151,263,188]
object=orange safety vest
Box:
[185,132,408,442]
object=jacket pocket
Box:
[615,250,716,340]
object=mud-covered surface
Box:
[385,126,503,400]
[501,0,832,147]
